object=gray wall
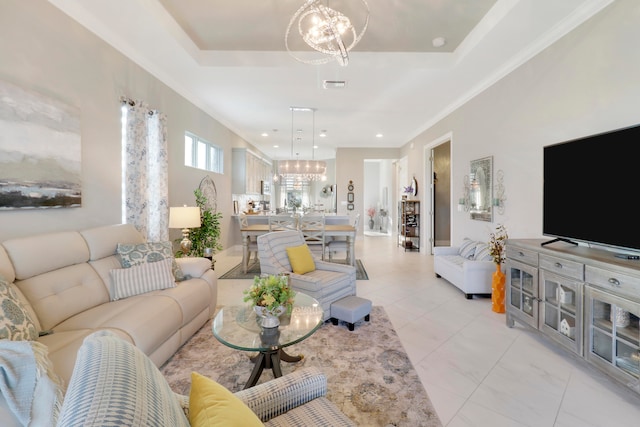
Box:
[0,0,245,250]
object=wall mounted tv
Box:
[543,123,640,254]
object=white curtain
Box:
[121,99,169,241]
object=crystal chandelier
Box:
[285,0,370,66]
[275,107,327,182]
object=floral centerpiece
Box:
[367,207,376,229]
[403,185,414,195]
[243,274,296,320]
[488,224,508,264]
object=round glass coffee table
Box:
[212,292,323,389]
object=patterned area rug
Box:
[161,306,441,427]
[219,259,369,280]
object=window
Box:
[184,132,223,173]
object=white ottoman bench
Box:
[330,296,372,331]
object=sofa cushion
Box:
[57,330,189,427]
[474,243,492,261]
[189,372,262,427]
[109,258,176,301]
[2,231,89,281]
[80,223,145,261]
[286,244,316,275]
[458,239,477,259]
[117,241,185,281]
[0,277,38,341]
[15,263,108,331]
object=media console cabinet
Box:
[506,239,640,394]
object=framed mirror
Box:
[347,192,354,202]
[469,156,493,222]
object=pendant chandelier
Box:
[285,0,370,66]
[275,107,327,182]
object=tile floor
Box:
[214,234,640,426]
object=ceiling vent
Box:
[323,80,347,89]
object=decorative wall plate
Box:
[198,175,218,212]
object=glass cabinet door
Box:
[506,259,538,329]
[540,270,583,355]
[585,286,640,383]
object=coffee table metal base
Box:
[246,348,303,389]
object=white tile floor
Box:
[214,234,640,426]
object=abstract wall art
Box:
[0,80,81,210]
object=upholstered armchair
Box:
[257,230,356,321]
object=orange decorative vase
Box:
[491,264,506,313]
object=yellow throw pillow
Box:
[189,372,262,427]
[286,244,316,274]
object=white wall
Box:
[401,0,640,246]
[3,1,639,252]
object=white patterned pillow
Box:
[57,330,189,427]
[0,277,38,341]
[109,258,176,301]
[458,239,477,260]
[474,243,492,261]
[117,241,186,281]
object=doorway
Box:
[426,138,451,253]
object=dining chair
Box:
[326,213,359,262]
[268,214,298,231]
[257,230,356,321]
[238,213,259,271]
[298,214,326,260]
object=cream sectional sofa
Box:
[433,238,496,299]
[0,223,217,388]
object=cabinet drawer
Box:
[506,246,538,267]
[585,265,640,301]
[539,254,584,281]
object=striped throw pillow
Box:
[109,258,176,301]
[474,243,492,261]
[458,239,477,259]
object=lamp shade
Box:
[169,206,201,228]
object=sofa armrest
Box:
[233,367,327,422]
[433,246,460,256]
[175,257,211,278]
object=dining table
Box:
[240,224,357,273]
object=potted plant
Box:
[175,188,223,266]
[243,274,296,327]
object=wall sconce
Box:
[169,206,201,253]
[458,175,471,212]
[492,169,506,215]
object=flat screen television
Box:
[543,123,640,254]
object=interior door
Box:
[429,141,451,253]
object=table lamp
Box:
[169,206,201,253]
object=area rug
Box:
[161,306,441,426]
[219,259,369,280]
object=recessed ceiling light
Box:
[376,133,383,138]
[313,145,318,149]
[320,130,327,137]
[261,132,269,137]
[432,37,446,48]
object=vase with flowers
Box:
[488,224,508,313]
[243,274,296,328]
[367,207,376,230]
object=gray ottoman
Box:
[330,296,372,331]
